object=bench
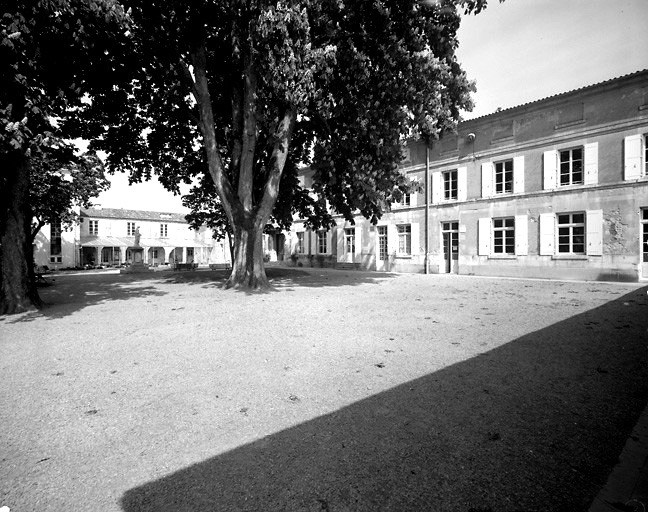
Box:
[336,262,361,270]
[209,263,232,271]
[174,263,198,271]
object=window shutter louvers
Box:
[624,134,643,180]
[481,163,494,197]
[458,167,467,201]
[431,172,441,204]
[410,223,420,255]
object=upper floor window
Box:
[160,223,168,237]
[559,147,583,186]
[127,222,136,236]
[443,170,458,200]
[89,220,99,235]
[494,160,513,194]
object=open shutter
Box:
[326,230,333,255]
[478,218,491,256]
[586,210,603,256]
[584,142,598,185]
[309,230,316,254]
[387,224,398,257]
[457,166,467,201]
[336,227,344,261]
[410,223,420,255]
[624,134,644,180]
[514,215,528,255]
[431,172,441,204]
[410,190,418,207]
[481,162,494,197]
[354,226,362,257]
[539,213,555,255]
[513,156,525,193]
[543,150,557,190]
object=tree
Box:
[71,0,493,289]
[0,0,129,314]
[30,147,108,243]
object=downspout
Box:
[425,140,430,274]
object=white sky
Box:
[95,0,648,212]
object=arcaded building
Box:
[288,70,648,282]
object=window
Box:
[642,208,648,264]
[296,232,305,254]
[559,147,583,186]
[557,213,585,254]
[401,193,411,206]
[160,224,168,237]
[645,135,648,176]
[344,228,355,254]
[50,219,62,263]
[89,220,99,235]
[317,230,327,254]
[378,226,388,261]
[127,222,136,236]
[493,218,515,254]
[494,160,513,194]
[397,224,411,255]
[443,170,458,200]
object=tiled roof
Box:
[80,207,188,223]
[463,69,648,122]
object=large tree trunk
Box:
[226,221,268,289]
[0,152,41,315]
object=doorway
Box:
[441,221,459,274]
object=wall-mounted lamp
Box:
[467,133,476,142]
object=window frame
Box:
[558,146,584,187]
[556,212,586,254]
[377,225,388,261]
[296,232,305,254]
[494,159,513,194]
[88,220,99,236]
[492,217,515,255]
[443,170,458,200]
[317,230,327,254]
[397,224,412,255]
[344,228,355,254]
[160,223,168,237]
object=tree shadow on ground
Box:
[159,267,398,292]
[4,272,167,323]
[121,287,648,512]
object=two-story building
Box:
[287,70,648,282]
[33,207,231,269]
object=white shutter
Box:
[431,172,441,204]
[481,162,494,198]
[583,142,598,185]
[354,226,361,257]
[457,166,467,201]
[478,218,491,256]
[336,226,344,261]
[410,190,417,207]
[387,224,398,256]
[539,213,555,255]
[586,210,603,256]
[624,134,644,180]
[543,150,557,190]
[513,156,525,193]
[515,215,528,256]
[309,230,316,254]
[326,230,333,255]
[410,223,420,255]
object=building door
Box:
[442,221,459,274]
[343,228,356,263]
[642,208,648,279]
[275,234,285,261]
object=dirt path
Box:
[1,268,647,512]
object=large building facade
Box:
[33,207,231,269]
[287,70,648,282]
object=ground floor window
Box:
[344,228,355,254]
[557,212,585,254]
[296,232,305,254]
[397,224,411,255]
[493,217,515,254]
[378,226,388,261]
[50,219,62,263]
[317,231,327,254]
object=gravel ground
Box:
[1,268,647,512]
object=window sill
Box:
[488,254,517,260]
[551,254,588,260]
[395,254,413,259]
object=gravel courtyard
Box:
[1,268,647,512]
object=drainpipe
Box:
[425,140,430,274]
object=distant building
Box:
[287,70,648,282]
[33,207,231,269]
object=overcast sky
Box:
[96,0,648,213]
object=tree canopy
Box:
[67,0,492,289]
